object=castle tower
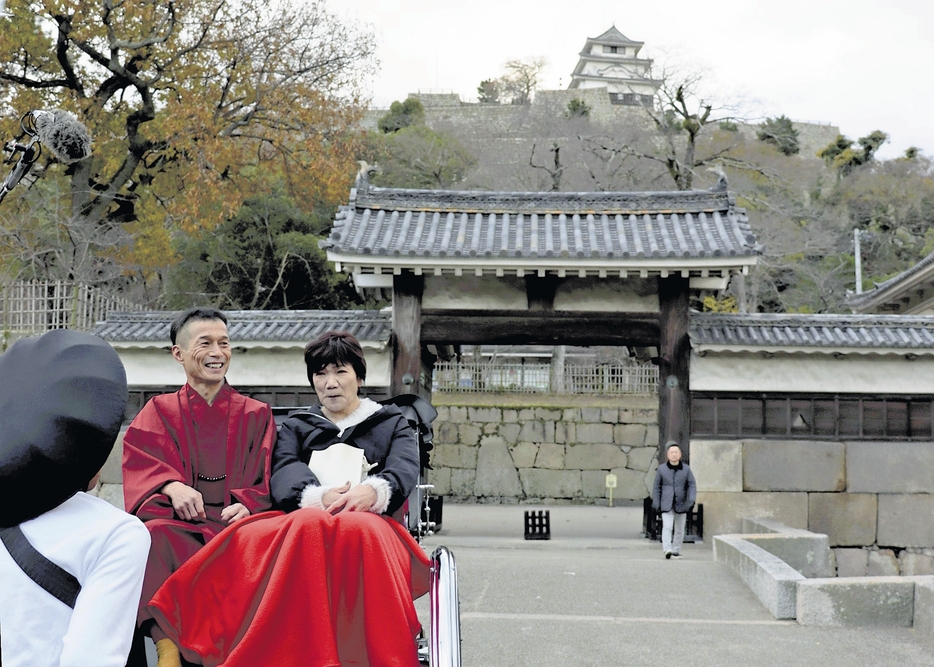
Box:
[568,26,660,107]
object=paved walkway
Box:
[421,504,934,667]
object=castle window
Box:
[603,45,620,54]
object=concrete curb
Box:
[713,533,804,619]
[797,576,915,627]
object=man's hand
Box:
[162,481,206,522]
[325,483,378,515]
[221,502,250,524]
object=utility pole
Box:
[854,229,863,294]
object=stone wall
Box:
[426,396,660,504]
[364,91,840,160]
[694,438,934,577]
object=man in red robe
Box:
[122,307,274,666]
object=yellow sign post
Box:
[605,473,618,507]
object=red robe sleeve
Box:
[122,391,189,520]
[225,393,275,515]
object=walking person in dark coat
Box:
[652,441,697,559]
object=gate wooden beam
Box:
[657,276,691,461]
[391,272,425,397]
[420,310,660,346]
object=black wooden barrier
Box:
[642,497,703,543]
[524,510,551,540]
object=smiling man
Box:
[121,307,275,666]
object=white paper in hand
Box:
[308,443,375,488]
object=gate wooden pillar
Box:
[657,275,691,461]
[391,272,425,397]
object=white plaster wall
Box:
[114,346,391,389]
[582,61,639,78]
[553,277,658,312]
[691,352,934,394]
[422,274,527,310]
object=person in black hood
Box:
[0,329,149,667]
[147,331,429,667]
[652,441,697,559]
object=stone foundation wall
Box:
[426,396,660,503]
[364,92,839,160]
[694,438,934,576]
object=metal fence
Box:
[1,280,142,333]
[432,360,658,395]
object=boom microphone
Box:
[32,109,92,163]
[0,109,93,205]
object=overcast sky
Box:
[333,0,933,160]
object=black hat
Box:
[0,329,128,527]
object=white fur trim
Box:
[332,397,382,436]
[362,476,391,514]
[299,484,327,510]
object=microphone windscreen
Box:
[33,109,92,163]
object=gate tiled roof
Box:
[323,184,761,277]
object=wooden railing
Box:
[1,280,142,334]
[431,360,658,395]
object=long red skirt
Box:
[148,508,431,667]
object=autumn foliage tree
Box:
[0,0,375,297]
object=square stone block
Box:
[833,548,868,577]
[808,493,877,546]
[900,552,934,576]
[608,467,649,500]
[431,444,478,469]
[613,424,646,447]
[566,443,626,470]
[509,442,538,468]
[426,467,452,496]
[744,440,844,492]
[468,407,501,423]
[450,469,476,497]
[846,441,934,493]
[576,423,614,444]
[519,421,545,442]
[626,447,657,474]
[436,421,459,444]
[581,470,614,498]
[518,469,581,499]
[534,443,566,470]
[867,549,900,576]
[689,440,742,492]
[697,491,808,538]
[878,494,934,547]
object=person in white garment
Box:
[0,329,151,667]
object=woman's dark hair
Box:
[304,331,367,384]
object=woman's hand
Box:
[325,482,378,514]
[322,482,351,507]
